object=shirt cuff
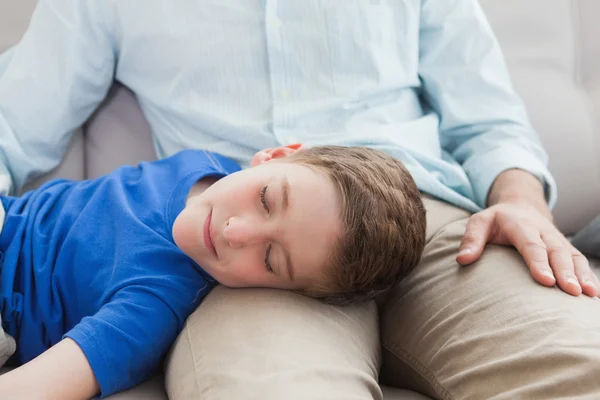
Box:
[463,145,558,210]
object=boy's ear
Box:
[250,143,305,167]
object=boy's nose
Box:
[223,216,265,248]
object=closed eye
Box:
[265,244,273,273]
[260,185,270,213]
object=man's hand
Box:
[456,169,600,297]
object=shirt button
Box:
[280,89,290,99]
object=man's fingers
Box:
[499,221,554,286]
[542,234,581,296]
[591,271,600,298]
[457,212,493,265]
[570,246,598,297]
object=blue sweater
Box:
[0,149,240,397]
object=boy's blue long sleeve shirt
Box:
[0,150,241,397]
[0,0,555,212]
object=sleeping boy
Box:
[0,144,426,399]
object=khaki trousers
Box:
[380,196,600,399]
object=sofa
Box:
[1,0,599,399]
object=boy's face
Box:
[173,145,342,291]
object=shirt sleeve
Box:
[64,282,208,397]
[418,0,557,209]
[0,0,119,195]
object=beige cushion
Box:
[164,286,382,400]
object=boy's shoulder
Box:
[158,149,242,176]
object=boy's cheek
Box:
[172,210,200,255]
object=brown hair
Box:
[284,145,426,306]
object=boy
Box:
[0,144,426,399]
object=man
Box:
[1,0,600,398]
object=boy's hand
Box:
[456,169,600,298]
[0,338,99,400]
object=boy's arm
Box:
[0,338,99,400]
[0,271,208,397]
[64,283,204,396]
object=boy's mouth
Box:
[203,209,218,259]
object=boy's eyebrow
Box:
[281,176,294,281]
[282,176,290,213]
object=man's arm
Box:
[417,0,599,295]
[0,338,99,400]
[418,0,556,209]
[0,0,118,195]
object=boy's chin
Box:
[205,271,243,288]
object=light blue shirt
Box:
[0,0,556,212]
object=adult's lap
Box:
[380,197,600,399]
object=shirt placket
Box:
[264,0,294,143]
